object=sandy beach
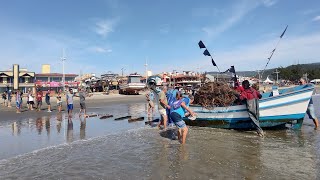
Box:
[0,93,146,123]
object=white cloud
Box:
[94,18,118,37]
[262,0,277,7]
[202,1,260,38]
[191,7,224,17]
[89,46,112,53]
[202,0,277,39]
[312,15,320,21]
[300,9,318,15]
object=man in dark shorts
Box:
[77,88,92,117]
[7,90,12,107]
[45,90,52,112]
[2,91,7,107]
[36,89,43,111]
[66,89,74,118]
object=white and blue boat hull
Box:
[185,85,314,129]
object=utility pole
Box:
[173,70,176,88]
[121,68,125,77]
[61,48,66,92]
[144,57,148,86]
[256,69,261,87]
[274,69,280,85]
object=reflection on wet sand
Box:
[12,121,21,136]
[80,116,86,140]
[45,117,50,136]
[56,113,62,134]
[36,117,43,135]
[8,113,90,142]
[67,119,73,143]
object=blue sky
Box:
[0,0,320,76]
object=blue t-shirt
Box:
[166,89,178,106]
[171,97,190,118]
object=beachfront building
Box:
[35,73,78,92]
[0,64,35,93]
[34,64,79,93]
[160,71,201,88]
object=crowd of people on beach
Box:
[1,87,92,118]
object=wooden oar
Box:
[85,114,98,118]
[100,114,113,119]
[128,117,144,123]
[145,118,160,125]
[114,116,132,120]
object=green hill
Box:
[207,63,320,81]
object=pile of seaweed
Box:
[194,82,238,109]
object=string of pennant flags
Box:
[198,40,236,81]
[198,25,288,82]
[198,40,220,72]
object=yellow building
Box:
[41,64,51,74]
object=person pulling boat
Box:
[239,80,264,137]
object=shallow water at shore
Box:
[0,99,320,179]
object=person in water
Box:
[56,89,63,113]
[157,86,170,130]
[170,91,196,144]
[146,89,155,116]
[240,80,263,137]
[300,78,319,129]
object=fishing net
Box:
[194,82,238,109]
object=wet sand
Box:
[0,94,146,123]
[0,94,319,179]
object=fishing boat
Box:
[119,73,145,95]
[184,84,314,129]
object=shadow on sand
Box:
[159,128,178,140]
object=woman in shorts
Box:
[56,89,63,113]
[28,92,35,110]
